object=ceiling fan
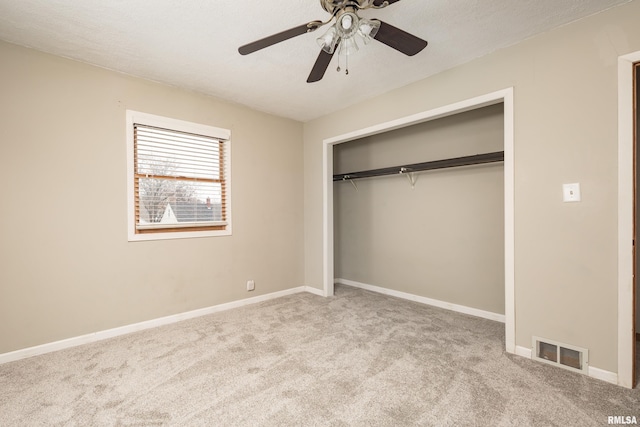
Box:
[238,0,428,83]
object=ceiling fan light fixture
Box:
[341,14,353,30]
[336,11,359,39]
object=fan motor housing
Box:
[320,0,372,14]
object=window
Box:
[126,111,231,241]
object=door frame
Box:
[617,50,639,389]
[321,88,516,354]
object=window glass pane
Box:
[138,179,223,225]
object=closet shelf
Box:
[333,151,504,182]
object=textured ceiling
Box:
[0,0,632,122]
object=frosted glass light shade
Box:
[339,36,359,56]
[358,18,380,43]
[317,25,339,54]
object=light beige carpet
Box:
[0,285,638,426]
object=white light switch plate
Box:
[563,183,581,202]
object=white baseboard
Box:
[515,345,618,385]
[515,345,532,358]
[336,278,506,323]
[303,285,325,297]
[0,286,317,365]
[588,366,619,385]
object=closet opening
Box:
[322,88,515,354]
[333,104,505,321]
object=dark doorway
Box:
[635,62,639,388]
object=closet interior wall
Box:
[333,104,505,315]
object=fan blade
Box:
[373,20,427,56]
[239,21,324,55]
[307,45,337,83]
[373,0,401,6]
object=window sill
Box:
[128,226,232,242]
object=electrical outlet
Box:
[246,280,255,291]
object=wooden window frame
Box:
[126,110,231,241]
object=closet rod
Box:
[333,151,504,182]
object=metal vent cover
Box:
[532,336,589,374]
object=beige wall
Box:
[304,1,640,372]
[0,41,304,354]
[333,105,505,314]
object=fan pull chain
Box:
[336,53,349,75]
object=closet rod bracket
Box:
[400,167,417,189]
[342,175,358,191]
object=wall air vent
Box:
[532,336,589,374]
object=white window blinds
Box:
[133,124,228,233]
